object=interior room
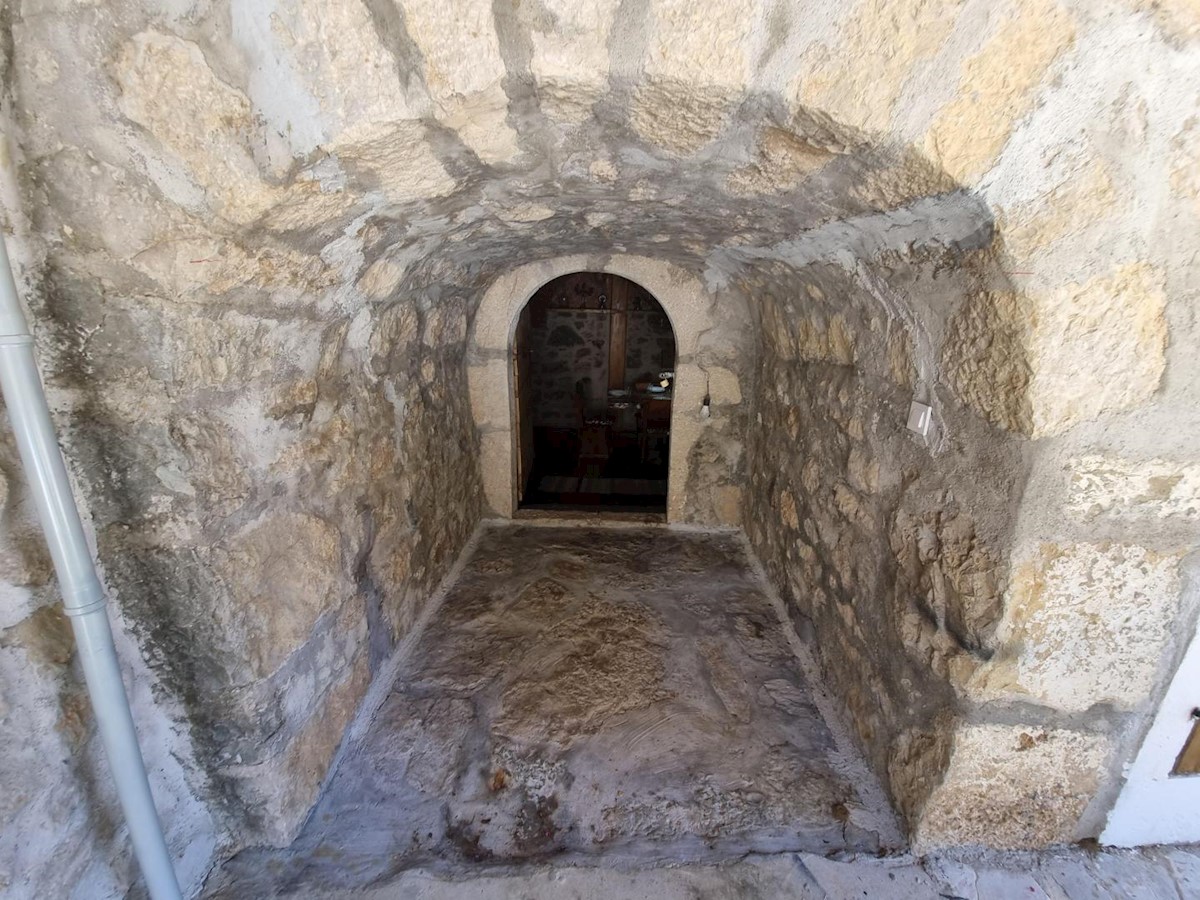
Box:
[516,272,676,512]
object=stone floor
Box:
[271,845,1200,898]
[203,523,1200,898]
[206,523,903,895]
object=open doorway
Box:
[514,272,676,512]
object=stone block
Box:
[113,31,275,224]
[402,0,519,164]
[1067,455,1200,520]
[229,652,370,846]
[945,264,1167,437]
[480,430,514,516]
[968,543,1182,712]
[924,0,1076,184]
[529,0,615,122]
[630,80,738,156]
[797,0,965,135]
[213,513,348,678]
[1026,264,1167,436]
[942,290,1032,433]
[468,359,510,431]
[916,724,1109,849]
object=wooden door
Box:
[513,305,536,503]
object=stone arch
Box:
[469,254,742,524]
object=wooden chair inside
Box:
[638,398,672,464]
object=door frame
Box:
[468,255,726,524]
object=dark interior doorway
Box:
[514,272,676,512]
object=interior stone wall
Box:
[0,0,1195,896]
[530,309,609,428]
[624,309,676,384]
[523,272,677,429]
[741,250,1027,829]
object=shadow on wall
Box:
[740,250,1030,834]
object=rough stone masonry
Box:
[0,1,1197,897]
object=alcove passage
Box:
[515,272,676,512]
[3,3,1198,898]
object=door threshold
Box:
[514,506,667,525]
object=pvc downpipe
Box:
[0,239,182,900]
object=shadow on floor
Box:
[521,427,668,512]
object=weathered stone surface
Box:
[968,543,1182,712]
[726,127,834,196]
[1129,0,1200,41]
[917,725,1109,849]
[924,0,1077,184]
[998,157,1121,260]
[1027,264,1167,436]
[798,0,965,135]
[204,525,902,894]
[113,31,276,224]
[402,0,519,164]
[226,652,370,845]
[942,291,1033,433]
[1067,455,1200,520]
[630,80,739,156]
[528,0,615,121]
[944,263,1168,437]
[211,513,346,678]
[743,259,1025,827]
[1169,117,1200,217]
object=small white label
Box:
[907,400,932,437]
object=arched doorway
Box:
[513,272,676,512]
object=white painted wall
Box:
[1102,618,1200,846]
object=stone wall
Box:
[741,250,1027,829]
[0,0,1195,894]
[0,4,485,895]
[530,310,609,428]
[625,309,676,383]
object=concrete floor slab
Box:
[206,524,902,895]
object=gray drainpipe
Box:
[0,237,183,900]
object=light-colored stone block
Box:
[924,0,1076,184]
[468,359,510,432]
[917,725,1109,849]
[480,429,514,516]
[969,543,1183,712]
[797,0,965,135]
[1027,264,1167,436]
[1067,455,1200,520]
